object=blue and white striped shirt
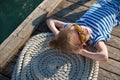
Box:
[73,0,120,46]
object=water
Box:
[0,0,43,43]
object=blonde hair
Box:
[49,27,81,52]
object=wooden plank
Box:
[107,45,120,61]
[52,1,89,22]
[39,0,63,16]
[99,59,120,76]
[0,52,21,79]
[68,0,96,6]
[52,0,97,22]
[68,0,84,3]
[0,74,10,80]
[98,68,120,80]
[111,25,120,38]
[0,0,63,70]
[107,35,120,49]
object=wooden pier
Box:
[0,0,120,80]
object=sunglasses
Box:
[73,24,86,44]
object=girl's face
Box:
[69,25,91,46]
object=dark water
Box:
[0,0,43,43]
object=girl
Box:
[46,0,120,62]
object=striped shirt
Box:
[64,0,120,46]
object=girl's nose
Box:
[82,28,88,35]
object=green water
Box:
[0,0,43,43]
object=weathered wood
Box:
[111,26,120,38]
[0,0,63,70]
[107,45,120,61]
[68,0,96,6]
[107,35,120,49]
[99,59,120,76]
[98,68,120,80]
[52,1,89,22]
[39,0,63,17]
[52,0,97,23]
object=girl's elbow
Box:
[100,55,108,62]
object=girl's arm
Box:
[46,19,66,37]
[75,41,108,62]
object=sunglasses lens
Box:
[74,24,86,43]
[74,24,82,32]
[79,34,86,43]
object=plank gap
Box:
[100,66,120,76]
[109,57,120,62]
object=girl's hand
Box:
[46,19,65,36]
